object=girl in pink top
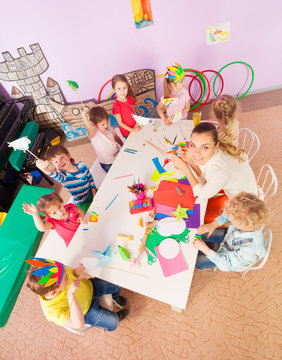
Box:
[23,192,87,247]
[157,63,190,126]
[82,106,123,172]
[112,74,141,138]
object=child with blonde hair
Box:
[26,260,129,331]
[36,145,96,214]
[157,62,190,125]
[23,192,86,247]
[82,106,123,172]
[112,74,141,138]
[212,95,239,145]
[193,192,269,271]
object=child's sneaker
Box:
[115,296,127,307]
[116,308,129,322]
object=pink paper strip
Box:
[154,203,176,216]
[155,246,188,277]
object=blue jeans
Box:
[84,278,120,331]
[196,228,227,270]
[100,163,112,172]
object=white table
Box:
[37,120,206,311]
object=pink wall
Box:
[1,0,281,103]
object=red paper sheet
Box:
[153,181,196,209]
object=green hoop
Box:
[213,61,254,100]
[183,69,207,110]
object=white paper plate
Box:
[156,217,186,237]
[159,238,180,259]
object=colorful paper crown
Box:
[25,257,65,287]
[166,62,185,83]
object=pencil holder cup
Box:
[136,191,146,200]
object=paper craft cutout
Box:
[25,257,64,287]
[167,110,182,123]
[154,180,196,210]
[155,244,188,277]
[178,178,190,186]
[156,218,186,237]
[207,22,230,45]
[159,238,180,259]
[8,136,31,151]
[66,80,79,90]
[183,203,201,229]
[118,245,131,260]
[167,63,185,83]
[151,169,163,182]
[80,257,100,271]
[172,205,189,221]
[92,243,114,267]
[161,97,177,106]
[152,157,166,174]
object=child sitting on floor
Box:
[193,192,269,271]
[23,192,86,247]
[26,259,129,331]
[82,106,123,173]
[36,145,96,214]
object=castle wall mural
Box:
[0,43,157,141]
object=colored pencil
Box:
[114,174,134,180]
[125,148,137,152]
[124,149,136,155]
[105,193,119,211]
[145,141,167,156]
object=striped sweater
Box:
[50,162,96,205]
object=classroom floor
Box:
[1,90,281,360]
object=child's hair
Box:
[26,266,60,296]
[192,122,246,162]
[89,106,109,125]
[225,192,269,230]
[213,95,237,126]
[37,192,64,216]
[111,74,136,100]
[45,145,75,165]
[163,77,175,99]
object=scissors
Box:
[144,247,157,265]
[162,158,171,167]
[177,235,190,244]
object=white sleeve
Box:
[192,164,228,199]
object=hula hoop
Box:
[107,91,116,100]
[189,70,224,105]
[185,74,203,106]
[184,69,210,111]
[213,61,254,100]
[98,79,111,102]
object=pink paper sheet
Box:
[155,246,188,277]
[154,203,176,216]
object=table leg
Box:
[171,305,182,313]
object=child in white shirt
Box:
[82,106,123,172]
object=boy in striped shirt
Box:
[36,145,96,214]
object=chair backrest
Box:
[238,128,260,162]
[256,164,278,202]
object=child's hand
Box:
[197,222,218,238]
[192,238,210,254]
[172,154,188,172]
[36,159,50,171]
[132,125,141,133]
[163,117,172,126]
[77,216,87,224]
[81,108,90,122]
[68,279,81,295]
[23,203,38,215]
[73,263,92,279]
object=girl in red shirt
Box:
[112,74,141,138]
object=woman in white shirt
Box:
[172,122,257,223]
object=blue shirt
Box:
[50,162,96,205]
[207,212,266,271]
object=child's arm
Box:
[36,159,52,176]
[65,279,85,329]
[81,108,96,139]
[77,209,88,224]
[114,134,124,147]
[23,203,53,231]
[115,113,141,133]
[182,100,190,116]
[73,263,91,279]
[157,101,171,126]
[197,220,219,238]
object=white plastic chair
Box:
[64,294,114,334]
[90,159,107,188]
[256,164,278,201]
[238,128,260,162]
[237,229,272,278]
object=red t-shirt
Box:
[46,203,80,247]
[112,96,136,137]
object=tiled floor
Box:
[1,91,281,360]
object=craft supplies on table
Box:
[129,197,154,214]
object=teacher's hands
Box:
[172,153,189,172]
